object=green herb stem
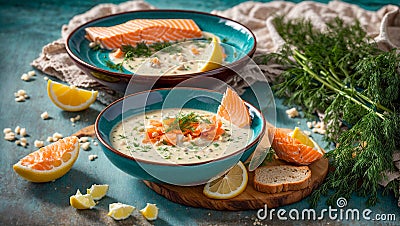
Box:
[294,50,387,119]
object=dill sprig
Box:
[256,16,400,207]
[121,42,152,59]
[105,60,124,71]
[165,112,200,133]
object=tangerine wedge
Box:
[13,136,80,182]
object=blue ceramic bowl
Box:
[95,88,265,186]
[66,10,256,93]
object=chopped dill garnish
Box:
[151,41,173,52]
[122,42,152,59]
[105,60,124,71]
[165,112,200,133]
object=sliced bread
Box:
[253,165,311,193]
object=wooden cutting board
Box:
[144,157,328,210]
[74,125,328,211]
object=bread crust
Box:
[253,165,312,193]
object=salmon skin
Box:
[85,19,203,50]
[271,128,324,165]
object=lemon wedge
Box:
[203,161,248,199]
[108,203,135,220]
[291,127,315,148]
[47,79,98,112]
[87,184,109,201]
[198,37,224,72]
[140,203,159,221]
[70,189,96,210]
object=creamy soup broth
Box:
[109,33,224,75]
[110,109,252,164]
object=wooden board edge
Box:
[144,158,329,211]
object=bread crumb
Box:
[44,76,49,81]
[70,115,80,123]
[40,111,49,120]
[3,128,12,134]
[20,128,27,137]
[27,70,36,77]
[14,90,28,102]
[88,154,98,161]
[4,132,16,141]
[285,107,299,118]
[52,132,63,140]
[93,141,98,146]
[21,73,31,81]
[19,137,28,147]
[81,142,90,151]
[15,96,25,102]
[14,126,21,134]
[47,136,54,142]
[17,89,26,96]
[34,140,44,148]
[306,121,313,129]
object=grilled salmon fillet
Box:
[85,19,203,49]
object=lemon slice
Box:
[291,127,315,148]
[140,203,159,221]
[70,189,96,210]
[47,79,98,112]
[203,161,248,199]
[87,184,109,200]
[108,203,135,220]
[198,37,224,72]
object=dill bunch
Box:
[256,16,400,206]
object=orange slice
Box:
[217,87,251,128]
[47,79,98,112]
[13,136,80,182]
[271,128,323,165]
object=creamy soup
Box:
[108,32,225,75]
[110,109,252,164]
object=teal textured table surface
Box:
[1,0,399,225]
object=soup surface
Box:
[110,109,252,164]
[108,33,225,75]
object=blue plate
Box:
[66,10,257,93]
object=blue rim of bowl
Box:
[65,9,257,80]
[95,87,266,166]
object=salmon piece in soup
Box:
[217,87,251,128]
